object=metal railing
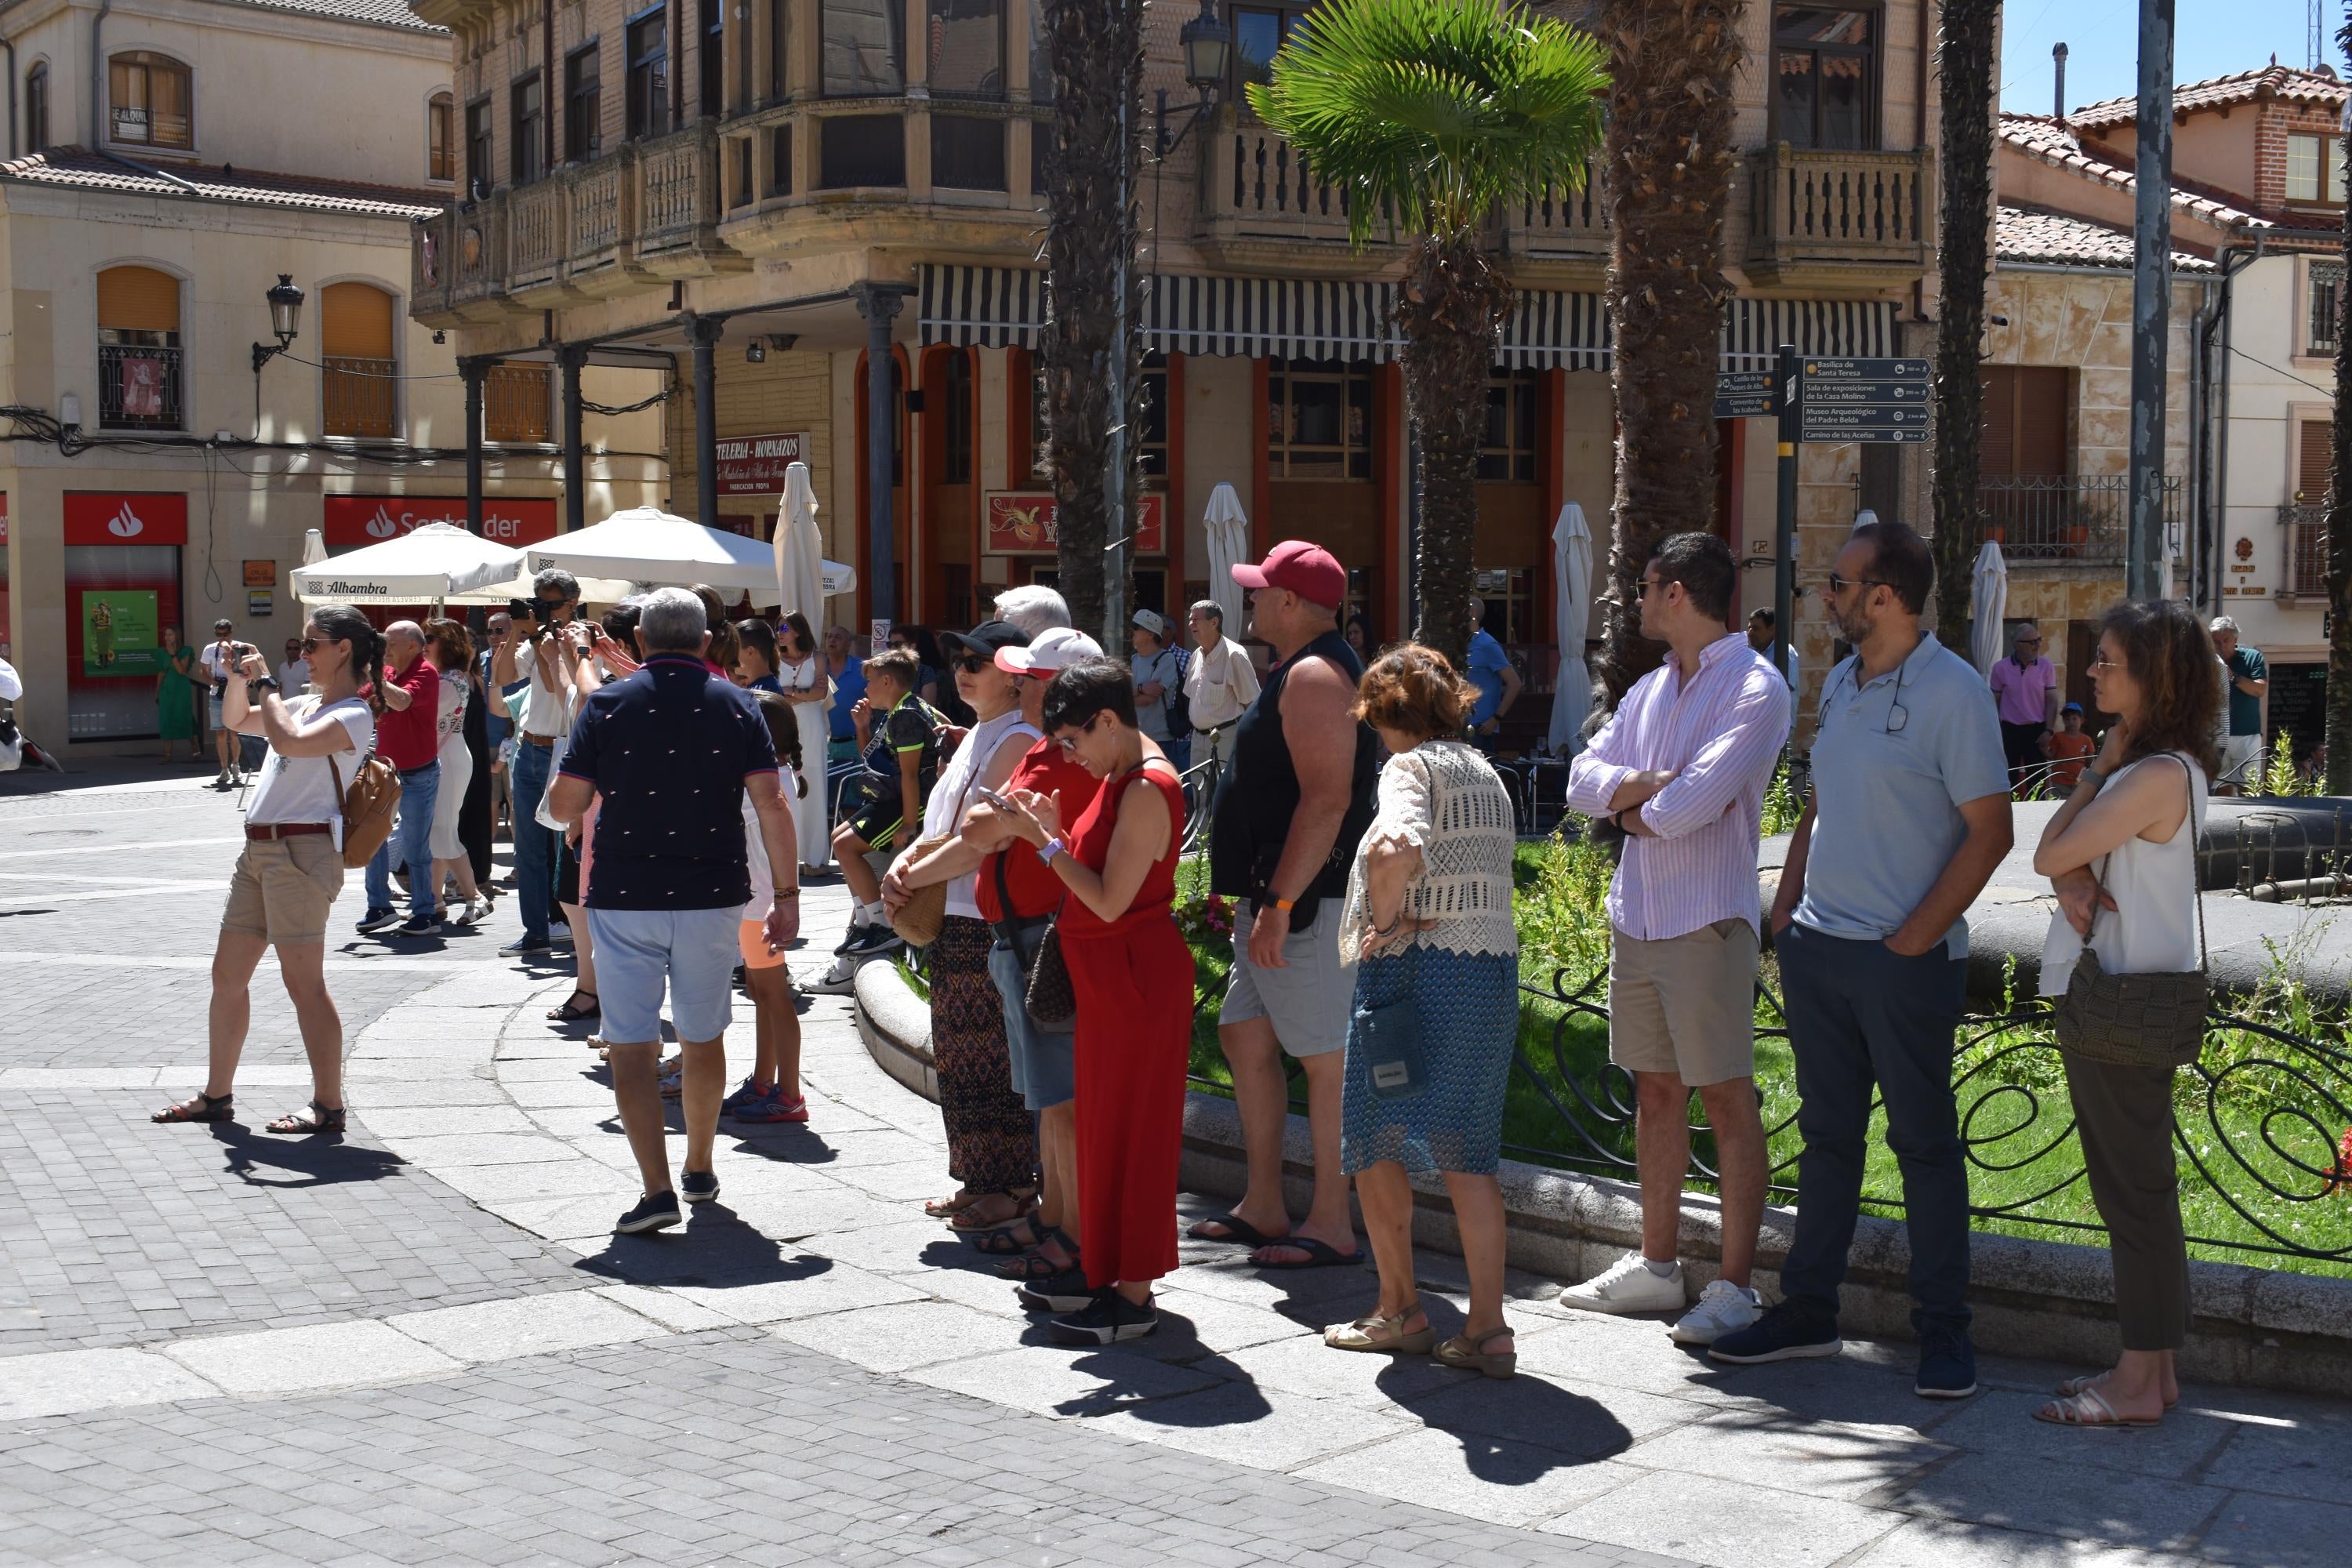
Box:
[1970,474,2183,563]
[2281,501,2328,597]
[97,343,183,430]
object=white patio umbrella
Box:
[773,461,836,621]
[1969,542,2010,677]
[299,528,326,569]
[445,567,640,609]
[529,506,852,602]
[1203,483,1250,633]
[1547,503,1594,755]
[1851,508,1881,533]
[291,521,522,606]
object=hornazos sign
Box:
[984,492,1165,554]
[714,433,810,497]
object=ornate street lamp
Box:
[1154,0,1232,157]
[250,274,305,374]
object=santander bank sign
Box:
[322,495,558,547]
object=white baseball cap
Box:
[996,626,1103,674]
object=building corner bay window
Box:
[1479,369,1537,483]
[111,52,192,151]
[818,114,906,187]
[822,0,906,96]
[512,71,545,185]
[429,92,455,181]
[96,266,183,431]
[466,98,493,195]
[567,45,603,162]
[1772,5,1875,151]
[2287,132,2347,205]
[1268,360,1373,479]
[927,0,1005,100]
[1232,6,1298,103]
[321,283,398,440]
[627,9,671,140]
[1139,353,1169,488]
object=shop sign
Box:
[322,495,557,546]
[984,492,1163,555]
[249,590,275,618]
[715,433,811,497]
[79,589,166,677]
[63,492,189,547]
[244,560,278,588]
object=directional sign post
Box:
[1715,371,1777,421]
[1795,357,1932,445]
[1773,347,1799,688]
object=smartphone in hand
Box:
[975,784,1013,811]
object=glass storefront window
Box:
[66,542,183,740]
[1268,358,1374,480]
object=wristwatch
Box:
[1038,837,1065,866]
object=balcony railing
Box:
[638,123,724,263]
[1746,144,1934,278]
[2281,502,2329,597]
[507,178,568,293]
[323,357,397,440]
[1202,127,1366,243]
[98,343,183,431]
[1970,474,2182,564]
[1497,164,1610,267]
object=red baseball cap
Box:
[1232,539,1346,610]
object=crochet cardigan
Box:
[1340,740,1519,964]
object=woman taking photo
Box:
[423,619,489,927]
[1323,645,1521,1377]
[152,605,379,1135]
[158,626,202,762]
[999,659,1195,1345]
[776,612,833,877]
[882,620,1041,1235]
[2031,601,2221,1428]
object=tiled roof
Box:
[221,0,444,31]
[1995,205,2218,272]
[1998,114,2272,232]
[0,149,446,220]
[2071,64,2348,129]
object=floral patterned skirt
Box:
[930,916,1038,1193]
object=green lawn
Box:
[1168,838,2352,1277]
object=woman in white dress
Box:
[425,619,488,925]
[778,612,834,876]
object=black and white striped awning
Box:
[917,265,1900,369]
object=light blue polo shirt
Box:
[1795,630,2009,958]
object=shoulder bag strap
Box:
[2176,753,2209,975]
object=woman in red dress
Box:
[1000,658,1196,1345]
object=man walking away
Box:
[1465,597,1523,749]
[2209,617,2266,794]
[1195,540,1380,1270]
[493,570,580,957]
[547,587,800,1235]
[358,621,443,938]
[1561,533,1791,1344]
[1987,624,2058,796]
[1184,601,1260,768]
[1713,521,2012,1401]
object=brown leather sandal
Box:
[265,1101,347,1135]
[152,1091,234,1123]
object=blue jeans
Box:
[365,760,441,919]
[510,739,556,944]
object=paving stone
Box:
[768,1301,1039,1371]
[1614,1410,1951,1501]
[2195,1410,2352,1504]
[662,1262,927,1326]
[2195,1490,2352,1568]
[162,1319,466,1394]
[390,1294,664,1362]
[1851,1519,2172,1568]
[1098,1382,1417,1472]
[1538,1468,1900,1568]
[375,1133,590,1168]
[0,1348,219,1419]
[1293,1428,1644,1526]
[902,1345,1229,1418]
[1922,1390,2240,1482]
[1889,1452,2227,1551]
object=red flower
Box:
[2332,1128,2352,1197]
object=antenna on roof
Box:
[2053,42,2068,118]
[2310,0,2321,71]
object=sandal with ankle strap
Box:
[993,1229,1079,1280]
[1325,1308,1436,1356]
[152,1090,234,1123]
[1433,1329,1518,1380]
[266,1101,347,1136]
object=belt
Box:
[523,732,559,747]
[395,760,439,778]
[246,822,332,841]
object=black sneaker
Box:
[1016,1267,1098,1314]
[355,906,401,935]
[393,913,441,938]
[1708,1300,1843,1365]
[681,1170,721,1204]
[615,1192,681,1235]
[1914,1323,1978,1399]
[832,922,873,956]
[499,935,554,958]
[846,923,905,956]
[1049,1290,1158,1345]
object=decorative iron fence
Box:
[1970,474,2184,563]
[2280,502,2328,598]
[97,343,183,431]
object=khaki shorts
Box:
[1607,919,1759,1087]
[1224,900,1352,1058]
[221,834,345,947]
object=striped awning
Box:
[917,265,1901,369]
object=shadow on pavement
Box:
[206,1121,408,1189]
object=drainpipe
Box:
[2,37,15,158]
[2189,272,2215,604]
[2205,237,2264,615]
[543,0,555,172]
[90,0,111,150]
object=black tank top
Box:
[1208,627,1381,924]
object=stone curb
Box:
[855,957,2352,1397]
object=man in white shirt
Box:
[491,568,579,956]
[199,618,253,787]
[1183,601,1260,766]
[276,637,310,694]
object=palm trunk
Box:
[1396,234,1513,671]
[1037,0,1144,641]
[1931,0,1998,651]
[1590,0,1744,706]
[2328,12,2352,795]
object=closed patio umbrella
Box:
[1203,483,1250,635]
[1548,503,1593,755]
[1970,542,2009,677]
[774,461,833,621]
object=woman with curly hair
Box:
[2031,599,2223,1428]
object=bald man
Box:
[360,619,448,937]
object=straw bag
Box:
[2052,756,2209,1071]
[887,837,952,949]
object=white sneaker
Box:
[805,953,860,996]
[1557,1251,1687,1316]
[1668,1279,1763,1345]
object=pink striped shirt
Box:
[1565,633,1792,942]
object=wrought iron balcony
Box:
[1744,143,1934,285]
[97,343,184,431]
[2280,502,2329,598]
[1969,474,2182,564]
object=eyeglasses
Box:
[1820,573,1893,598]
[2016,637,2042,647]
[2087,654,2120,673]
[1051,715,1103,754]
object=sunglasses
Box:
[1820,572,1893,598]
[951,654,989,675]
[299,635,328,653]
[1051,714,1105,754]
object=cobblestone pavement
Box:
[3,764,2349,1568]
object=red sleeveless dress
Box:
[1059,759,1196,1290]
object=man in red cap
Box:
[1192,540,1381,1269]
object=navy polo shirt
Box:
[558,653,779,911]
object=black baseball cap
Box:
[939,620,1030,661]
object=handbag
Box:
[888,837,953,949]
[1352,944,1428,1101]
[326,742,401,869]
[1023,918,1077,1026]
[2053,755,2209,1071]
[989,855,1076,1034]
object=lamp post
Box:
[1153,0,1232,156]
[249,274,305,374]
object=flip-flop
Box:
[2033,1386,2161,1428]
[1187,1211,1284,1249]
[1251,1236,1367,1271]
[2057,1373,2178,1410]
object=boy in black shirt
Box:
[822,648,943,972]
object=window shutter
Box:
[2015,368,2069,477]
[96,266,181,332]
[321,282,395,359]
[1978,366,2017,480]
[2299,419,2334,504]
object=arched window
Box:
[25,64,48,156]
[96,265,183,430]
[110,51,192,151]
[321,282,397,439]
[428,92,455,182]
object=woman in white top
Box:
[423,619,489,927]
[1324,645,1523,1377]
[1181,601,1261,767]
[2031,600,2223,1429]
[154,604,379,1137]
[883,620,1044,1232]
[777,612,835,876]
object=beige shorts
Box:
[1607,919,1759,1087]
[222,834,345,946]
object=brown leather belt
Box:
[523,731,560,746]
[246,822,332,841]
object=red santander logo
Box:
[322,495,557,547]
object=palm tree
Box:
[1586,0,1745,705]
[1037,0,1145,642]
[2326,7,2352,793]
[1930,0,1998,648]
[1251,0,1607,668]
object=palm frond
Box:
[1249,0,1610,249]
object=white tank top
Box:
[2040,750,2205,995]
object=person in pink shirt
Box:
[1561,532,1791,1345]
[1987,625,2060,795]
